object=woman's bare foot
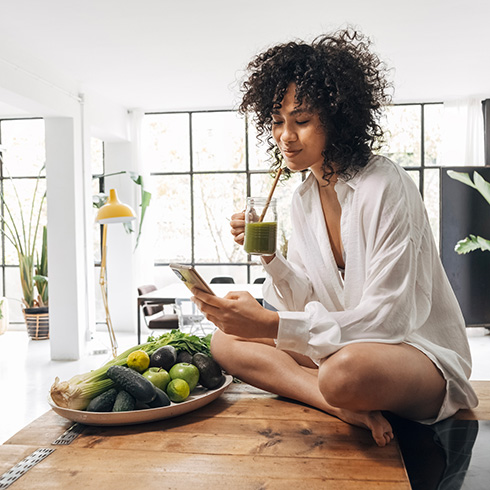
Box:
[335,408,394,447]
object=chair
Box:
[210,276,235,284]
[137,285,179,330]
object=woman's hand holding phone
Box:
[191,288,279,339]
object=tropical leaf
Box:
[448,170,490,205]
[454,235,490,254]
[447,170,477,189]
[473,172,490,206]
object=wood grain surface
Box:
[3,380,488,489]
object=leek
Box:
[50,330,211,410]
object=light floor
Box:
[1,326,489,445]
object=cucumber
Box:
[112,390,136,412]
[147,387,171,408]
[107,365,156,403]
[86,388,118,412]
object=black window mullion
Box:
[245,114,251,282]
[189,112,195,266]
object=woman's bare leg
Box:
[211,330,395,446]
[211,330,445,447]
[318,342,446,420]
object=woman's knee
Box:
[318,344,372,408]
[210,328,232,360]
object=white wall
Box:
[0,47,134,360]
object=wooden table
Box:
[2,382,489,489]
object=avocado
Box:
[176,350,193,364]
[192,353,225,390]
[150,345,177,371]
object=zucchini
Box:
[147,387,171,408]
[107,365,156,403]
[86,388,118,412]
[112,390,136,412]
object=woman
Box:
[191,29,478,446]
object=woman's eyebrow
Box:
[290,108,311,116]
[272,108,312,116]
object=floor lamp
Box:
[95,189,136,357]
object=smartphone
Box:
[169,263,215,295]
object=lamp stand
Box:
[99,224,118,358]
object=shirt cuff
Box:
[276,311,310,354]
[261,251,291,281]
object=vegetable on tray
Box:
[50,330,213,411]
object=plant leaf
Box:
[473,172,490,206]
[33,275,48,283]
[135,189,151,248]
[93,193,108,209]
[455,235,490,254]
[128,172,142,185]
[447,170,477,189]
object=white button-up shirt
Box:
[263,155,478,421]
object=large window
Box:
[143,103,445,285]
[0,118,46,323]
[380,103,444,246]
[142,111,303,285]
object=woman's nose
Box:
[281,124,297,143]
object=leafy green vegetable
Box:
[147,329,211,356]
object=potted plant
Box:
[0,155,48,339]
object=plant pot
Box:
[24,307,49,340]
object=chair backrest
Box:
[137,284,163,317]
[210,276,235,284]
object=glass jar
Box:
[243,197,277,256]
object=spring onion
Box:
[50,330,212,410]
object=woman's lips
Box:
[282,148,301,158]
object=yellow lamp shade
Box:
[96,189,136,224]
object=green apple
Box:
[142,367,171,391]
[169,362,200,392]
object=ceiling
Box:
[1,0,490,118]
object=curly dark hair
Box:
[239,28,392,182]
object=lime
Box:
[166,378,190,403]
[169,362,200,391]
[127,350,150,373]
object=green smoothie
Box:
[244,222,277,255]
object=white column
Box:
[45,117,93,360]
[103,142,137,333]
